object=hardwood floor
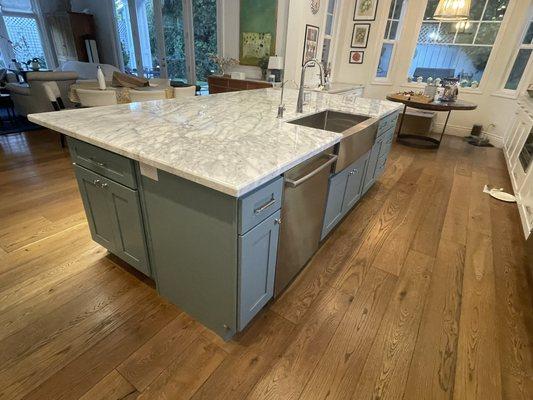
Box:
[1,129,532,400]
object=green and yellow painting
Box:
[240,0,277,66]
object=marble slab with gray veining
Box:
[28,88,401,197]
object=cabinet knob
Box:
[93,179,100,186]
[101,182,108,188]
[349,171,354,175]
[274,218,282,225]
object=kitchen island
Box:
[29,88,401,339]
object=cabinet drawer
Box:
[378,111,399,137]
[68,137,137,189]
[238,176,283,234]
[238,209,280,329]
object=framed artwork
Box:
[353,0,379,21]
[240,0,278,66]
[302,24,320,66]
[351,24,370,48]
[349,51,364,64]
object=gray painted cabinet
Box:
[74,165,150,276]
[238,209,281,329]
[321,168,350,239]
[363,136,384,194]
[321,152,369,239]
[342,153,369,212]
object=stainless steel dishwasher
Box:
[274,151,337,297]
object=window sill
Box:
[370,80,394,86]
[491,90,519,100]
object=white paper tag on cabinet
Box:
[139,162,158,181]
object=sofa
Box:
[6,71,78,116]
[56,61,120,81]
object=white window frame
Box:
[403,0,514,94]
[373,0,408,83]
[499,10,533,97]
[321,0,341,80]
[0,0,54,68]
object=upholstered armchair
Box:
[6,71,78,116]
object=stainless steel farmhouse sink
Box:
[287,110,379,172]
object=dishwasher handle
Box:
[284,154,338,188]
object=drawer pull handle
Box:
[90,157,106,167]
[254,198,276,214]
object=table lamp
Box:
[268,56,283,82]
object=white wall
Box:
[282,0,327,86]
[327,0,533,146]
[70,0,120,67]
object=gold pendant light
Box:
[433,0,471,21]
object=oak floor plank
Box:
[190,310,294,400]
[298,268,397,400]
[24,296,179,400]
[138,336,226,400]
[0,262,117,341]
[0,283,153,400]
[441,173,471,246]
[0,243,107,313]
[403,239,465,400]
[78,370,138,400]
[331,186,412,296]
[349,250,434,400]
[247,288,352,400]
[410,157,456,257]
[372,171,436,276]
[453,231,502,400]
[117,312,205,392]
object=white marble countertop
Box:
[28,88,401,196]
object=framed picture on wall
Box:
[353,0,379,21]
[349,50,364,64]
[351,24,370,48]
[302,24,320,66]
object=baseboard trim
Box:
[433,122,504,148]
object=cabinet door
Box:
[342,154,369,213]
[107,180,151,276]
[75,165,117,251]
[238,209,281,329]
[321,169,350,239]
[75,165,150,276]
[362,137,383,194]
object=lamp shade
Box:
[268,56,284,70]
[433,0,471,21]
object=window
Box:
[408,0,509,87]
[321,0,338,67]
[503,17,533,91]
[0,0,48,68]
[376,0,407,79]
